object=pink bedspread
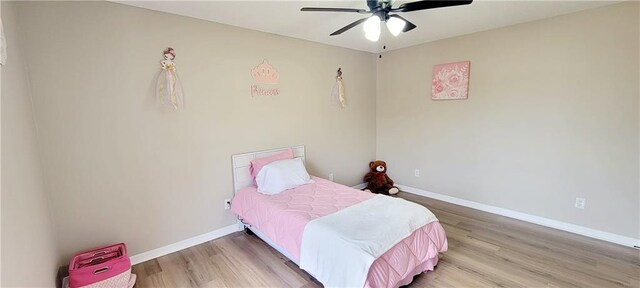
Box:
[231,177,448,288]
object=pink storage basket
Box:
[69,243,133,288]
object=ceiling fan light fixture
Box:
[386,16,406,36]
[363,15,381,42]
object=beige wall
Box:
[1,2,61,287]
[13,1,376,260]
[377,2,639,238]
[7,2,638,281]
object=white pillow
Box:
[255,158,314,195]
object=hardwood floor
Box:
[132,192,640,287]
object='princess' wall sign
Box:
[251,60,280,97]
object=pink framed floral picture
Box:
[431,61,470,100]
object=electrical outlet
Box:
[575,197,586,209]
[414,169,420,177]
[224,199,231,210]
[329,173,334,181]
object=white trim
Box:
[351,183,367,190]
[397,184,640,249]
[129,224,241,265]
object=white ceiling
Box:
[115,0,620,53]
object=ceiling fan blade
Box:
[389,14,417,32]
[394,0,472,12]
[330,17,370,36]
[301,7,369,14]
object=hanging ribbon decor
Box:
[331,68,346,108]
[156,47,184,110]
[1,18,7,65]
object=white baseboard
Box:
[129,224,241,265]
[397,184,640,249]
[351,183,367,190]
[130,182,366,265]
[128,184,638,266]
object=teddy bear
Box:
[363,160,399,195]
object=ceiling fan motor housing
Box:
[369,0,395,14]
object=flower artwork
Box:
[157,47,184,110]
[431,61,470,100]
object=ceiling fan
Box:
[301,0,473,41]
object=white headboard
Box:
[231,145,306,195]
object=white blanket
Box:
[299,194,437,288]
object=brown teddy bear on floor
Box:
[363,160,399,195]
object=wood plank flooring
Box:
[132,192,640,287]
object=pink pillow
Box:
[249,148,294,181]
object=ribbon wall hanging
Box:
[1,18,7,65]
[156,47,184,110]
[331,68,345,108]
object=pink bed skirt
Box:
[380,257,438,288]
[365,223,447,288]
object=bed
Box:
[230,146,448,288]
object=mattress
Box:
[230,176,448,288]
